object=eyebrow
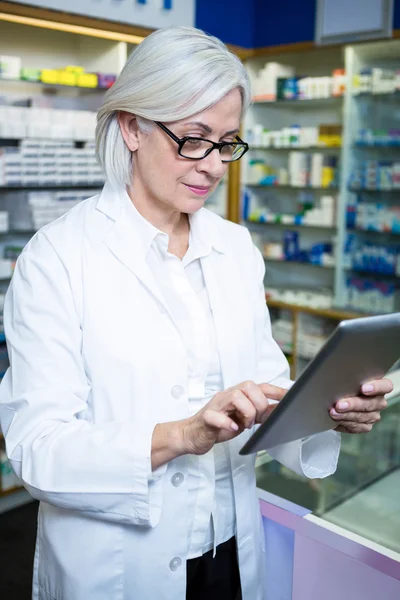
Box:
[184,121,240,137]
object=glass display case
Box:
[256,385,400,553]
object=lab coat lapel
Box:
[97,183,170,314]
[105,220,173,316]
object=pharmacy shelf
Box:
[347,268,400,280]
[245,39,400,316]
[245,183,339,191]
[354,143,400,149]
[350,187,400,194]
[246,219,336,231]
[264,257,335,270]
[0,184,103,191]
[0,78,109,93]
[0,485,25,498]
[0,230,36,235]
[252,96,343,107]
[0,138,95,146]
[0,488,33,515]
[351,227,400,237]
[243,50,343,313]
[266,297,363,378]
[266,298,363,321]
[353,91,400,100]
[250,146,341,151]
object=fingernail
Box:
[337,401,349,410]
[330,409,340,417]
[362,384,374,393]
[231,422,239,431]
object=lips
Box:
[184,184,211,196]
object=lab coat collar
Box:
[95,181,226,316]
[96,182,168,312]
[96,181,227,256]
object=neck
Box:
[126,184,189,259]
[126,184,188,239]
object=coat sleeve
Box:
[252,243,341,479]
[0,232,164,526]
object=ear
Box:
[118,111,141,152]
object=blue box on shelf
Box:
[283,230,299,260]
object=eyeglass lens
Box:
[180,139,246,161]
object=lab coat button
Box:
[169,557,182,571]
[171,385,185,399]
[171,473,184,487]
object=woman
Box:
[0,26,392,600]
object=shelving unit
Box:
[251,146,342,151]
[239,43,400,382]
[240,41,400,326]
[0,431,26,507]
[0,18,134,512]
[252,96,342,108]
[266,298,362,321]
[243,47,344,313]
[0,15,234,512]
[0,185,103,191]
[0,79,110,93]
[245,184,339,191]
[337,39,400,312]
[263,257,334,269]
[246,220,336,231]
[242,53,346,360]
[266,297,363,378]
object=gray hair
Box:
[96,26,251,188]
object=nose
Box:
[197,148,227,179]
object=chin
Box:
[179,197,208,214]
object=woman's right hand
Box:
[180,381,287,456]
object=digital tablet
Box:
[240,312,400,455]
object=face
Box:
[118,88,242,216]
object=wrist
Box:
[173,417,193,456]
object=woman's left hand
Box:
[329,378,393,433]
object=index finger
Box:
[258,383,288,401]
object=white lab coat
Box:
[0,183,340,600]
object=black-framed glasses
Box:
[155,121,249,162]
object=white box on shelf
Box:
[39,159,56,169]
[56,176,73,185]
[4,107,27,122]
[29,108,51,123]
[0,122,26,138]
[21,139,42,149]
[311,153,324,187]
[0,212,9,232]
[254,62,294,99]
[0,259,13,278]
[26,124,50,139]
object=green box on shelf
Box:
[20,68,41,82]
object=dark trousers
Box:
[186,536,242,600]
